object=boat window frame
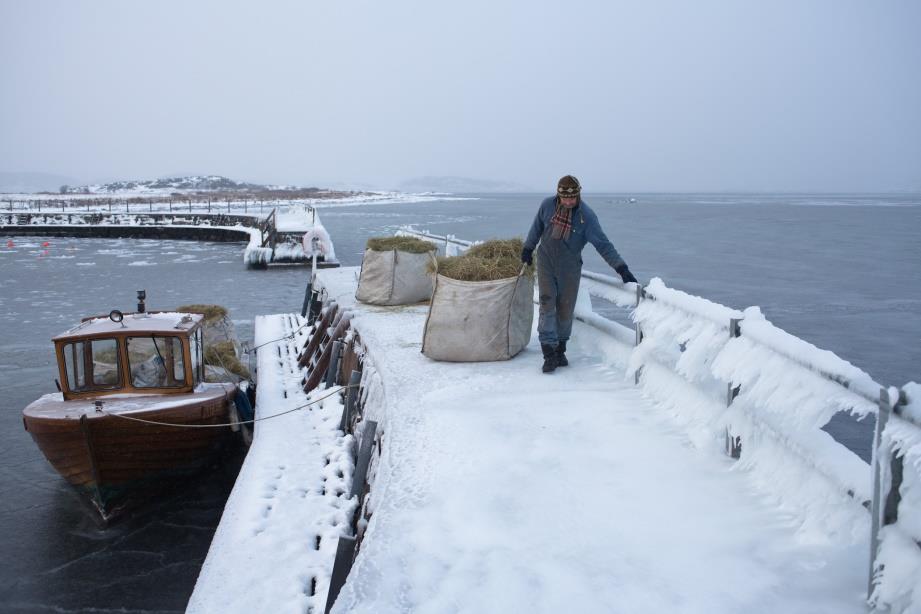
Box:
[125,334,189,390]
[61,337,123,393]
[190,328,204,386]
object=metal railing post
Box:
[634,284,644,347]
[726,318,742,405]
[725,317,743,458]
[325,535,357,614]
[307,290,322,325]
[868,387,894,599]
[340,370,362,433]
[325,340,343,388]
[633,284,645,384]
[350,420,377,499]
[301,281,313,318]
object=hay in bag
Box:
[422,239,533,362]
[356,236,437,306]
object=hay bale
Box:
[356,237,437,305]
[433,238,531,282]
[177,304,228,322]
[177,303,248,380]
[421,238,533,362]
[204,340,251,380]
[366,236,436,253]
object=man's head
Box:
[557,175,581,208]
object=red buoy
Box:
[5,240,12,248]
[41,241,50,247]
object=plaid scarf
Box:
[550,200,575,240]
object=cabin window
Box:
[126,336,187,388]
[190,328,204,386]
[62,338,121,392]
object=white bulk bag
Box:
[356,249,436,306]
[422,272,534,362]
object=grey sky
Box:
[1,0,919,192]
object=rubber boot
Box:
[541,344,559,374]
[556,340,568,367]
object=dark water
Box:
[0,238,310,613]
[0,193,918,611]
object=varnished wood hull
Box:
[23,384,238,520]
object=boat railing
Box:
[395,226,917,605]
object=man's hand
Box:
[615,263,638,284]
[521,247,533,266]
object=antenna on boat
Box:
[137,290,146,314]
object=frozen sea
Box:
[0,192,918,612]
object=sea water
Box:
[0,192,917,611]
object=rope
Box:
[243,318,312,353]
[243,288,329,354]
[99,383,358,429]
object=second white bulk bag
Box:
[421,272,533,362]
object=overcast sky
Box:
[1,1,919,192]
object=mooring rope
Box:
[243,289,330,354]
[243,317,312,354]
[98,383,358,429]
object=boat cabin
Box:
[53,311,207,400]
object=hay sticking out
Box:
[434,238,530,282]
[366,236,436,253]
[205,340,250,379]
[177,304,228,322]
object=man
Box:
[521,175,638,373]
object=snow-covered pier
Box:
[0,204,339,268]
[189,252,921,613]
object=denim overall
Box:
[524,196,625,347]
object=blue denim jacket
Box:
[524,196,625,270]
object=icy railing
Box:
[396,226,473,257]
[869,384,921,612]
[397,227,919,608]
[630,278,877,543]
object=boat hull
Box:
[23,384,238,520]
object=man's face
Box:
[560,196,578,208]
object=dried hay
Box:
[177,304,228,322]
[204,340,250,379]
[366,236,436,253]
[432,238,531,282]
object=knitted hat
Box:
[557,175,581,198]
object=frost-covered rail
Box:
[391,226,921,612]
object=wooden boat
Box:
[22,304,243,521]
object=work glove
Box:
[520,247,533,266]
[615,263,638,284]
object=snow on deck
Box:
[188,313,357,614]
[318,267,867,614]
